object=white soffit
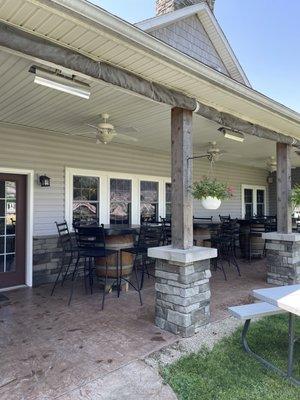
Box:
[0,0,300,139]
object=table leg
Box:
[287,313,296,378]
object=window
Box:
[140,181,159,223]
[242,186,266,219]
[73,176,99,224]
[110,179,132,224]
[66,168,170,226]
[165,182,172,220]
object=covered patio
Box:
[0,0,300,397]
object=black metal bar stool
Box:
[71,225,118,309]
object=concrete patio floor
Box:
[0,258,269,400]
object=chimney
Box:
[156,0,215,15]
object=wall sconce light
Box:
[39,174,51,187]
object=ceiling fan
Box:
[72,113,139,144]
[193,141,227,162]
[266,156,277,172]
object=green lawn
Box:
[162,315,300,400]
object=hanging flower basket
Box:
[201,196,222,210]
[192,177,234,210]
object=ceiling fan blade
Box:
[69,131,95,136]
[87,123,98,129]
[116,132,138,142]
[114,126,140,134]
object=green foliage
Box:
[162,315,300,400]
[192,177,234,201]
[290,184,300,208]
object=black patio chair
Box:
[70,225,119,309]
[219,214,231,222]
[160,217,172,245]
[210,222,241,280]
[121,224,163,291]
[51,220,78,296]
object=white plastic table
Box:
[252,284,300,385]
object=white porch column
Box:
[264,142,300,285]
[149,108,217,337]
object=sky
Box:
[91,0,300,112]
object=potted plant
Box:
[192,177,234,210]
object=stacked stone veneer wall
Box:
[266,240,300,285]
[33,235,62,286]
[155,258,211,337]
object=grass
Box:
[162,315,300,400]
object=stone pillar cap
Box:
[148,245,217,263]
[262,232,300,242]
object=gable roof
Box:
[136,2,251,87]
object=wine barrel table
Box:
[193,221,220,246]
[79,224,140,291]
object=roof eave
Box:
[12,0,300,126]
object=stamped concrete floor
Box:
[0,258,268,399]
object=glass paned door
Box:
[256,190,265,217]
[244,189,253,219]
[140,181,159,223]
[243,186,266,219]
[0,174,26,288]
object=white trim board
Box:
[65,167,171,228]
[0,167,34,288]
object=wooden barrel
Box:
[193,227,211,246]
[95,233,134,279]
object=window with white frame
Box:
[140,181,159,223]
[66,168,170,227]
[72,175,99,224]
[110,178,132,225]
[242,185,266,219]
[165,182,172,221]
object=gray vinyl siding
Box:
[0,126,268,236]
[149,15,229,75]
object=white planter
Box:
[201,197,221,210]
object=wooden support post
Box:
[171,107,193,249]
[276,142,292,233]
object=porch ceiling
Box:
[1,50,300,169]
[0,0,300,144]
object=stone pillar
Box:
[263,233,300,286]
[148,246,217,337]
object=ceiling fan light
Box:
[219,127,245,143]
[97,128,116,144]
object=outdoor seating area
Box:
[46,214,275,312]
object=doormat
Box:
[0,294,9,302]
